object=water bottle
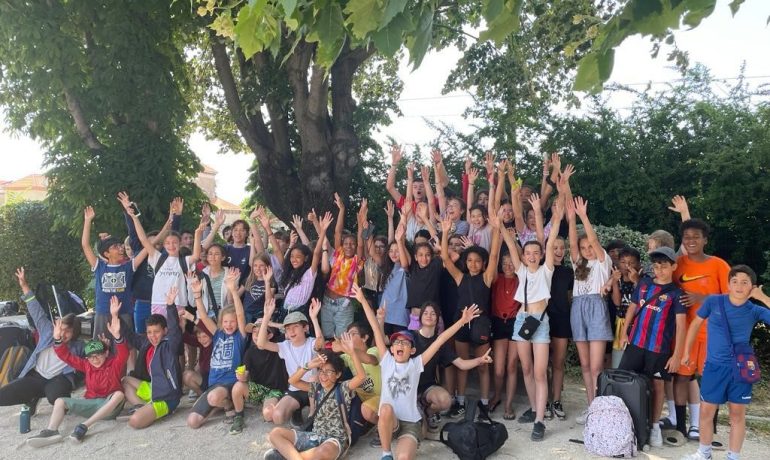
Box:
[19,405,31,433]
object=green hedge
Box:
[0,201,89,306]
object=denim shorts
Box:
[512,312,551,343]
[320,295,354,339]
[570,294,613,342]
[292,430,344,459]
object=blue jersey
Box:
[208,329,247,386]
[93,259,134,315]
[698,295,770,366]
[628,279,685,353]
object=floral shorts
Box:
[247,382,283,405]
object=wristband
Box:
[302,362,310,371]
[545,176,556,188]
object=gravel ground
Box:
[1,382,766,460]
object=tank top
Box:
[456,273,491,316]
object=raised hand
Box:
[384,200,395,219]
[14,267,29,293]
[506,160,516,183]
[440,216,453,235]
[464,156,472,174]
[394,219,406,242]
[668,195,689,216]
[291,214,304,230]
[565,195,576,221]
[431,148,443,166]
[390,144,403,166]
[467,167,480,184]
[289,230,298,247]
[528,193,541,210]
[307,353,327,369]
[166,285,180,305]
[109,295,122,317]
[107,310,122,340]
[406,162,415,178]
[338,332,355,354]
[263,297,276,318]
[488,208,501,229]
[309,298,322,319]
[53,318,63,341]
[171,197,184,216]
[224,267,240,290]
[573,196,588,218]
[333,192,344,210]
[484,151,495,175]
[552,196,565,220]
[460,236,474,250]
[264,265,273,281]
[459,304,481,325]
[214,209,226,226]
[550,152,561,174]
[117,191,132,211]
[377,304,386,323]
[307,208,318,223]
[319,211,333,231]
[256,207,271,230]
[420,165,431,183]
[84,206,96,222]
[560,164,575,183]
[351,283,367,304]
[187,272,202,296]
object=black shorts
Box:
[191,383,235,416]
[286,389,310,408]
[490,316,515,341]
[547,308,572,339]
[454,316,490,345]
[618,343,672,381]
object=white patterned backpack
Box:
[584,395,636,458]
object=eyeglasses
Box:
[392,339,412,347]
[318,369,338,376]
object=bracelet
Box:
[545,176,556,188]
[302,362,309,371]
[322,249,328,253]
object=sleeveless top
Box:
[456,273,491,316]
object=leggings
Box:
[0,370,74,406]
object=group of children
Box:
[2,149,769,460]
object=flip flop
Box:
[662,429,687,447]
[503,412,516,421]
[489,400,501,413]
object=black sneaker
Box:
[544,402,554,420]
[369,431,381,447]
[27,429,62,448]
[531,421,546,441]
[552,400,566,420]
[448,400,466,418]
[263,448,286,460]
[517,407,535,424]
[477,402,491,420]
[69,424,88,443]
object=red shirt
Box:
[54,340,129,399]
[491,275,521,319]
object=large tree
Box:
[0,0,204,235]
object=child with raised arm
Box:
[355,284,481,460]
[257,297,325,426]
[681,266,770,460]
[440,208,501,416]
[567,196,614,423]
[265,335,367,460]
[27,296,128,447]
[82,205,147,337]
[500,197,564,441]
[187,267,248,430]
[121,287,184,429]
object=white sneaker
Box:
[680,451,710,460]
[575,409,588,425]
[650,425,663,448]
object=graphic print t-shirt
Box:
[208,329,247,386]
[93,259,134,315]
[378,352,423,423]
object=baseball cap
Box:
[283,311,309,327]
[97,236,123,256]
[389,330,415,346]
[649,246,677,263]
[84,340,106,356]
[245,318,264,334]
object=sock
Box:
[480,398,489,405]
[689,403,700,428]
[235,410,243,417]
[666,399,677,423]
[727,451,740,460]
[408,314,420,330]
[382,451,392,458]
[456,395,466,405]
[698,443,713,459]
[675,405,687,434]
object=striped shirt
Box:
[628,279,685,353]
[283,269,316,309]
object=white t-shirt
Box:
[278,339,317,391]
[149,252,194,306]
[379,352,424,423]
[573,250,612,297]
[35,347,68,379]
[514,264,554,305]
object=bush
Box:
[0,201,89,306]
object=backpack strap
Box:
[334,384,353,447]
[198,271,219,315]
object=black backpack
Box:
[440,400,508,460]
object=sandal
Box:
[489,400,501,413]
[687,426,700,441]
[503,411,516,421]
[658,417,675,430]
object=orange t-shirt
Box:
[674,255,730,341]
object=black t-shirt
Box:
[617,280,636,318]
[243,345,289,392]
[439,267,459,326]
[414,330,457,393]
[547,264,574,315]
[406,257,442,309]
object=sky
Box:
[1,0,768,205]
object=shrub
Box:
[0,201,89,306]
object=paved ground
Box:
[1,379,766,459]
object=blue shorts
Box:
[700,362,753,405]
[292,430,344,459]
[571,294,613,342]
[512,312,551,344]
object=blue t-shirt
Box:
[698,294,770,366]
[93,259,134,315]
[628,279,685,353]
[381,264,409,327]
[208,329,247,386]
[225,244,251,283]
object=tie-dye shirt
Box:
[326,249,361,297]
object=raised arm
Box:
[81,206,99,267]
[527,193,546,246]
[288,354,325,393]
[308,298,325,350]
[493,160,507,211]
[353,284,387,360]
[333,192,345,249]
[421,305,480,365]
[201,210,226,250]
[483,211,502,286]
[192,219,206,265]
[386,144,403,203]
[500,219,523,272]
[431,148,450,190]
[543,194,565,271]
[466,167,479,216]
[312,211,333,276]
[224,268,247,337]
[435,168,447,218]
[440,216,464,285]
[385,200,395,244]
[189,276,217,334]
[130,205,159,257]
[574,196,605,263]
[290,214,311,246]
[357,199,369,261]
[421,165,437,224]
[508,164,526,234]
[668,195,691,222]
[395,216,411,268]
[338,332,367,390]
[565,187,580,264]
[256,298,279,353]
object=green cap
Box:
[84,340,106,357]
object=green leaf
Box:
[483,0,505,23]
[728,0,745,16]
[281,0,298,16]
[344,0,383,39]
[682,0,717,28]
[380,0,408,29]
[372,12,409,57]
[406,6,433,69]
[315,36,345,69]
[234,5,264,59]
[316,3,344,45]
[573,49,614,93]
[479,0,522,45]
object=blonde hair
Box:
[574,234,590,281]
[648,230,675,250]
[217,307,237,328]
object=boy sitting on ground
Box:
[181,312,214,398]
[121,287,184,429]
[28,296,129,447]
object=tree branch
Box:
[62,87,104,150]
